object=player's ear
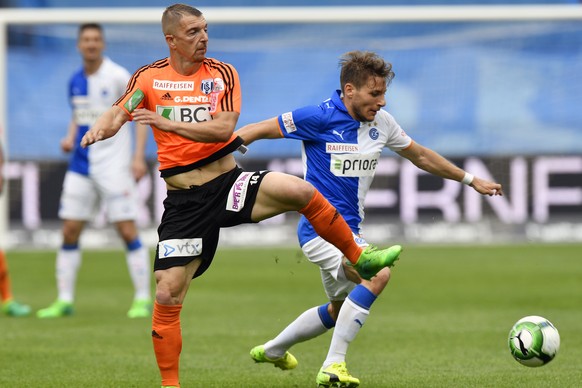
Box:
[165,34,176,49]
[344,83,355,98]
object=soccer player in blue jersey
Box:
[36,24,152,319]
[237,50,503,387]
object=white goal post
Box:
[1,4,582,247]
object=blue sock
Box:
[347,284,377,310]
[62,243,79,251]
[126,238,142,251]
[318,303,336,329]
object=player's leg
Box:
[101,164,152,318]
[317,265,390,388]
[36,218,84,318]
[0,250,31,317]
[250,238,349,369]
[251,172,402,279]
[152,258,201,388]
[37,171,96,318]
[250,302,333,370]
[114,220,152,318]
[151,185,223,388]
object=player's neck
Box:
[169,57,203,76]
[83,57,104,76]
[341,96,358,122]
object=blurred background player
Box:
[238,50,503,387]
[36,23,151,319]
[0,138,31,317]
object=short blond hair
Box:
[162,4,202,35]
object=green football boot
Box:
[2,299,31,317]
[36,300,74,318]
[352,244,403,280]
[127,298,152,318]
[250,344,298,370]
[316,362,360,388]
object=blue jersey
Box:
[278,90,412,246]
[68,57,132,176]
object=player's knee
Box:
[115,221,138,242]
[366,267,391,295]
[375,267,391,284]
[299,180,316,202]
[287,177,315,207]
[61,222,83,244]
[155,287,181,305]
[154,276,186,305]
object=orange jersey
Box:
[114,57,242,177]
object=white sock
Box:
[323,298,369,367]
[265,305,331,359]
[56,247,81,303]
[126,245,151,301]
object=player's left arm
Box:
[397,141,503,196]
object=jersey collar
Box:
[331,89,349,114]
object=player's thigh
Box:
[302,236,357,301]
[94,170,138,223]
[58,171,99,221]
[252,171,315,221]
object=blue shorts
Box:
[154,166,269,278]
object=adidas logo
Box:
[151,330,164,339]
[161,92,172,100]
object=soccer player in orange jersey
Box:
[0,139,31,317]
[81,5,402,387]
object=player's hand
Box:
[60,136,74,153]
[133,108,173,132]
[80,127,105,148]
[470,176,503,196]
[132,156,148,181]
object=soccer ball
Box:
[508,315,560,367]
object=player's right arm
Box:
[236,117,283,146]
[80,106,130,148]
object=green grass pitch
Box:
[1,244,581,387]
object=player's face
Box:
[77,28,104,63]
[170,15,208,63]
[348,75,387,122]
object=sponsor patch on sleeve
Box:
[124,89,144,113]
[281,112,296,133]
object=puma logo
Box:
[332,130,345,140]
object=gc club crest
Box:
[369,127,379,140]
[201,79,214,95]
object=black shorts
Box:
[154,166,269,278]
